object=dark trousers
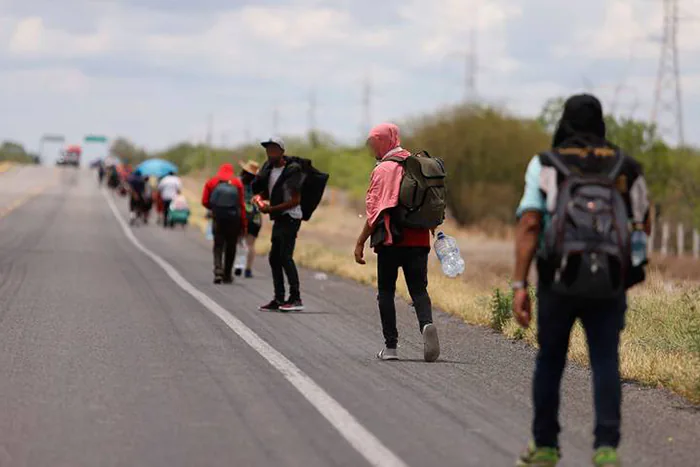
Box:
[162,199,172,228]
[269,216,301,302]
[533,285,626,450]
[376,246,433,349]
[213,217,241,279]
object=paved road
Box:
[0,166,698,467]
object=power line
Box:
[651,0,685,145]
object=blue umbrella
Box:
[136,158,178,178]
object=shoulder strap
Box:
[540,151,571,177]
[606,151,626,181]
[382,155,408,164]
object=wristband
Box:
[511,280,528,290]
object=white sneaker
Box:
[376,348,399,361]
[422,324,440,362]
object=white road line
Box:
[103,189,409,467]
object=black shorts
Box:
[248,221,262,238]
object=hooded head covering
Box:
[216,163,235,179]
[552,94,610,148]
[367,123,408,159]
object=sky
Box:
[2,0,700,162]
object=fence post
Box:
[694,229,700,260]
[649,219,655,255]
[677,223,685,256]
[661,222,670,256]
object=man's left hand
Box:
[259,204,271,214]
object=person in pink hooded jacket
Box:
[354,122,440,362]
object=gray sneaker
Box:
[422,324,440,362]
[376,348,399,361]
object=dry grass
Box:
[183,179,700,403]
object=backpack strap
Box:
[540,151,571,177]
[606,151,626,181]
[382,156,407,164]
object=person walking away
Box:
[202,163,247,284]
[252,137,305,312]
[236,160,262,278]
[169,188,190,227]
[353,123,440,362]
[512,94,650,467]
[97,161,106,185]
[126,169,147,225]
[158,171,182,228]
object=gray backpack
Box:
[540,151,630,299]
[383,151,447,230]
[209,180,241,220]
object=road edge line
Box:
[102,188,409,467]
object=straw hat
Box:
[239,160,260,175]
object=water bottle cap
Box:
[436,231,445,239]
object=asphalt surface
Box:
[0,165,698,467]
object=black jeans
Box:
[212,217,241,279]
[376,246,433,349]
[162,199,172,228]
[269,216,301,302]
[533,285,626,450]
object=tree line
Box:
[107,97,700,228]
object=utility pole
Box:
[361,74,372,138]
[651,0,685,146]
[272,107,280,135]
[308,88,317,133]
[465,24,477,102]
[205,113,213,174]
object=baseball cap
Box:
[260,136,285,151]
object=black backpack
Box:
[539,150,631,299]
[209,180,241,220]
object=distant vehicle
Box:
[56,145,81,168]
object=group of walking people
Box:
[354,94,649,467]
[201,137,306,312]
[112,91,648,467]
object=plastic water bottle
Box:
[434,231,465,278]
[631,229,648,267]
[234,239,248,270]
[205,220,214,241]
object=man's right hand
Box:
[513,288,532,328]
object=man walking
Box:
[158,171,182,228]
[512,94,650,467]
[252,137,305,312]
[202,163,247,284]
[353,122,440,363]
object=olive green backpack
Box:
[383,151,447,229]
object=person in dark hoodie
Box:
[512,94,651,467]
[202,163,247,284]
[252,137,305,312]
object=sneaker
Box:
[279,299,304,312]
[593,447,620,467]
[234,269,243,277]
[422,323,440,362]
[245,269,254,279]
[516,441,560,467]
[376,348,399,361]
[213,276,223,284]
[259,300,282,312]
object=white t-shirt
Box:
[158,175,182,201]
[269,166,302,220]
